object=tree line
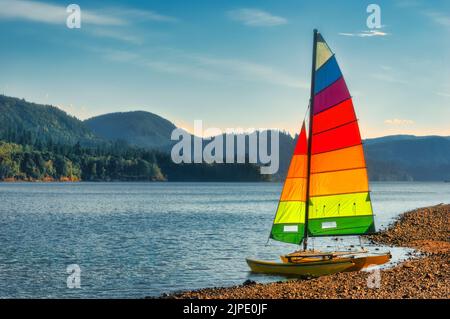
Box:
[0,128,267,182]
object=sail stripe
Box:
[312,119,358,136]
[313,77,350,114]
[312,99,355,134]
[307,215,375,236]
[274,201,306,224]
[314,56,342,94]
[286,155,307,178]
[311,121,361,154]
[311,166,367,175]
[310,168,369,197]
[311,144,366,174]
[315,34,333,70]
[281,178,307,201]
[308,192,373,219]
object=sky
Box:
[0,0,449,138]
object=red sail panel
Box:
[313,77,350,115]
[311,121,361,154]
[294,123,308,155]
[313,99,356,134]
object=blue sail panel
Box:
[314,55,342,94]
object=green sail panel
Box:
[307,215,375,236]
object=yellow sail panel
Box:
[274,201,306,224]
[311,144,365,174]
[308,192,373,219]
[316,34,333,70]
[287,154,307,178]
[310,168,369,197]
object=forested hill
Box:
[0,95,267,182]
[0,95,98,146]
[84,111,177,151]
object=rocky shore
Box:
[167,204,449,299]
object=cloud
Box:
[227,8,287,27]
[0,0,125,25]
[105,8,178,23]
[425,11,450,27]
[0,0,177,26]
[191,55,307,88]
[435,92,450,98]
[394,0,423,8]
[89,28,143,45]
[371,73,407,84]
[96,47,307,88]
[384,119,415,125]
[339,30,389,37]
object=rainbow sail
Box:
[270,31,375,245]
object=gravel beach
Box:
[166,204,449,299]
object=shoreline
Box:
[163,204,449,299]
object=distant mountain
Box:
[364,135,450,181]
[84,111,177,151]
[277,134,450,181]
[0,95,98,145]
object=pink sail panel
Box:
[313,77,350,115]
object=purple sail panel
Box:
[313,77,350,115]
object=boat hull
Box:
[246,258,354,277]
[344,253,391,272]
[279,251,391,272]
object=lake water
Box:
[0,182,448,298]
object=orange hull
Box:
[280,250,391,272]
[344,253,391,272]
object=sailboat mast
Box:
[303,29,318,251]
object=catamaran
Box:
[246,30,391,277]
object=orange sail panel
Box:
[311,144,366,174]
[310,168,369,197]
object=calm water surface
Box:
[0,182,448,298]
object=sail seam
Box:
[315,53,336,72]
[311,166,367,175]
[312,142,363,156]
[313,119,358,136]
[314,73,343,95]
[313,97,353,116]
[310,189,371,198]
[308,214,374,220]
